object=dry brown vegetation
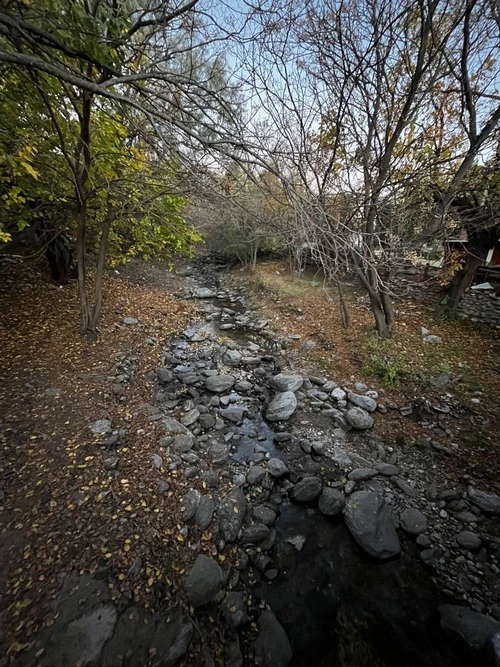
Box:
[0,264,198,658]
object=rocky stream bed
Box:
[18,257,500,667]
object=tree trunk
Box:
[76,200,91,335]
[443,248,485,314]
[337,282,350,329]
[88,213,112,335]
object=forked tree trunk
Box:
[443,247,487,314]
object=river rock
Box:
[290,476,322,502]
[268,458,289,478]
[345,407,374,430]
[331,387,347,401]
[439,604,500,657]
[195,495,215,530]
[348,467,378,482]
[185,555,224,607]
[90,419,112,435]
[399,508,428,535]
[344,491,401,559]
[182,489,201,522]
[247,465,266,485]
[162,416,190,435]
[174,433,195,453]
[181,408,200,426]
[318,488,345,516]
[220,406,245,423]
[456,530,482,550]
[222,592,249,629]
[270,373,303,392]
[193,287,217,299]
[468,487,500,515]
[218,488,247,542]
[223,349,243,366]
[157,368,173,383]
[347,392,377,412]
[265,392,297,421]
[205,375,236,393]
[253,505,277,526]
[240,523,271,544]
[254,609,293,667]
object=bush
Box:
[364,353,409,388]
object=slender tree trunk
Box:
[77,200,90,335]
[89,213,112,334]
[337,282,350,328]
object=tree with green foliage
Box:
[0,0,241,335]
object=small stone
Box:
[416,534,431,548]
[90,418,112,435]
[247,466,266,485]
[218,488,246,542]
[269,373,304,392]
[345,407,374,430]
[456,530,482,550]
[265,391,298,422]
[348,468,378,482]
[222,592,248,629]
[195,495,215,530]
[468,487,500,515]
[267,458,289,478]
[104,456,120,471]
[290,476,322,502]
[174,434,195,453]
[205,375,236,393]
[193,287,216,298]
[347,392,377,412]
[286,535,306,551]
[182,489,201,522]
[253,505,277,526]
[157,368,173,383]
[181,408,200,426]
[318,488,345,516]
[185,555,224,607]
[123,317,138,325]
[152,454,163,469]
[424,335,442,344]
[399,508,428,535]
[240,523,271,544]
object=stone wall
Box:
[456,289,500,327]
[394,278,500,328]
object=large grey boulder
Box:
[254,609,293,666]
[269,373,303,392]
[205,374,236,393]
[290,476,322,502]
[265,392,297,422]
[345,407,374,430]
[468,487,500,515]
[344,491,401,559]
[439,604,500,664]
[185,555,224,607]
[218,488,247,542]
[347,392,377,412]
